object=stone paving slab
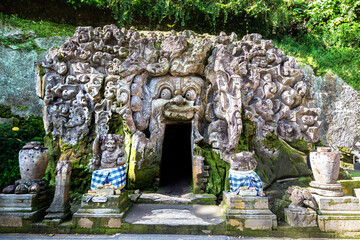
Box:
[138,193,216,205]
[124,204,224,226]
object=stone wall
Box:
[304,65,360,150]
[0,23,69,117]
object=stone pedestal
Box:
[45,161,72,221]
[284,204,317,227]
[0,190,52,228]
[314,194,360,232]
[221,191,277,230]
[309,147,344,197]
[72,192,131,229]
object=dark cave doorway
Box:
[159,123,192,195]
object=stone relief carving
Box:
[90,134,126,171]
[38,25,321,185]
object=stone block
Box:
[314,194,360,232]
[222,191,277,230]
[318,215,360,232]
[313,195,360,212]
[0,190,52,229]
[284,207,317,227]
[222,191,268,210]
[96,188,114,196]
[73,192,131,229]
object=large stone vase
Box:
[19,142,49,180]
[310,147,340,184]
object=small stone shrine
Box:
[72,133,131,229]
[0,142,52,228]
[221,151,276,230]
[309,147,360,232]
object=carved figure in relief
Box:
[229,151,265,196]
[89,134,127,191]
[90,134,126,171]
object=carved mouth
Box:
[163,105,199,121]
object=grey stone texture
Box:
[305,65,360,150]
[221,191,277,230]
[314,194,360,232]
[0,23,69,117]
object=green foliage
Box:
[0,13,75,37]
[0,115,45,188]
[0,105,12,118]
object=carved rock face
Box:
[38,26,322,178]
[149,75,204,122]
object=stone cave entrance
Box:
[159,123,192,195]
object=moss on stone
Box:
[198,143,230,196]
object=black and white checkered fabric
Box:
[91,164,127,190]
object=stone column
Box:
[45,161,72,220]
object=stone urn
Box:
[310,147,340,184]
[19,142,49,180]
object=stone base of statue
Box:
[221,191,277,230]
[309,181,344,197]
[284,203,317,227]
[314,194,360,231]
[72,191,131,229]
[0,189,52,228]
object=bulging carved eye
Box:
[185,88,196,101]
[160,88,171,100]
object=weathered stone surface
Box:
[15,184,28,194]
[37,26,321,193]
[19,142,49,180]
[45,161,72,220]
[285,204,317,227]
[310,147,340,184]
[2,185,15,194]
[314,195,360,212]
[28,183,40,194]
[90,134,126,171]
[308,68,360,151]
[0,190,52,227]
[124,204,224,226]
[309,147,344,197]
[0,23,69,116]
[221,191,277,230]
[73,193,131,229]
[138,193,216,205]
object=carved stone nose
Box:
[171,95,185,106]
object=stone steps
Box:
[123,203,225,234]
[137,193,217,205]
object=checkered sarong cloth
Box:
[229,169,263,194]
[90,164,127,190]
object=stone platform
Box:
[0,190,52,229]
[314,194,360,232]
[72,192,131,229]
[123,203,225,234]
[221,191,277,230]
[137,193,216,205]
